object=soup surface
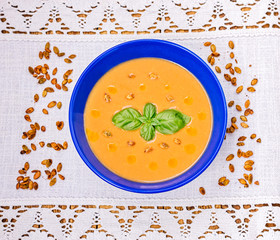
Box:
[84,58,212,182]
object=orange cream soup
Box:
[84,58,212,182]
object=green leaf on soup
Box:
[112,108,142,131]
[140,123,156,141]
[155,109,191,135]
[143,103,157,120]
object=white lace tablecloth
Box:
[0,0,280,239]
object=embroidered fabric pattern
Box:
[0,0,279,36]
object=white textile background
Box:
[0,35,279,200]
[0,0,280,239]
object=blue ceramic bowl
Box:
[69,39,227,193]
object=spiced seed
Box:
[238,136,247,141]
[42,90,47,97]
[250,134,256,139]
[215,66,221,73]
[24,162,30,171]
[42,108,48,115]
[228,101,234,107]
[29,181,34,190]
[64,58,72,64]
[55,83,61,90]
[225,63,232,69]
[126,93,135,100]
[104,93,111,103]
[68,54,76,59]
[41,126,46,132]
[51,169,57,178]
[211,52,220,57]
[237,142,245,146]
[26,107,34,114]
[241,122,249,128]
[237,149,242,158]
[166,95,175,102]
[63,141,68,149]
[247,87,256,92]
[232,123,238,129]
[34,171,41,180]
[234,67,241,74]
[245,100,250,108]
[245,160,254,166]
[58,174,65,180]
[45,42,50,50]
[38,78,46,84]
[210,44,216,52]
[173,138,181,145]
[244,164,253,171]
[256,138,261,143]
[52,67,58,75]
[45,87,54,93]
[57,163,62,172]
[56,121,64,131]
[159,142,169,149]
[58,52,65,57]
[236,105,242,111]
[228,41,234,49]
[127,140,135,146]
[230,52,234,59]
[251,78,258,86]
[229,67,234,75]
[47,101,57,108]
[240,115,247,122]
[231,77,237,85]
[236,86,243,94]
[57,102,62,109]
[34,94,39,102]
[33,182,38,190]
[144,146,153,153]
[226,154,234,161]
[24,115,31,122]
[224,74,231,81]
[50,178,57,186]
[39,141,45,147]
[204,42,211,46]
[254,181,259,185]
[210,57,215,66]
[34,122,40,130]
[62,85,68,91]
[51,78,57,85]
[238,178,247,185]
[207,55,212,63]
[31,143,36,151]
[229,164,234,172]
[39,51,43,59]
[102,130,112,137]
[199,187,206,195]
[231,117,236,123]
[53,46,59,54]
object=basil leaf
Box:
[150,118,161,126]
[138,116,148,123]
[140,123,155,141]
[155,109,191,134]
[112,108,142,131]
[143,103,157,120]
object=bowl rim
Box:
[69,39,227,193]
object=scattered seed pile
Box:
[199,40,261,194]
[17,42,76,190]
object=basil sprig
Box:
[112,103,191,141]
